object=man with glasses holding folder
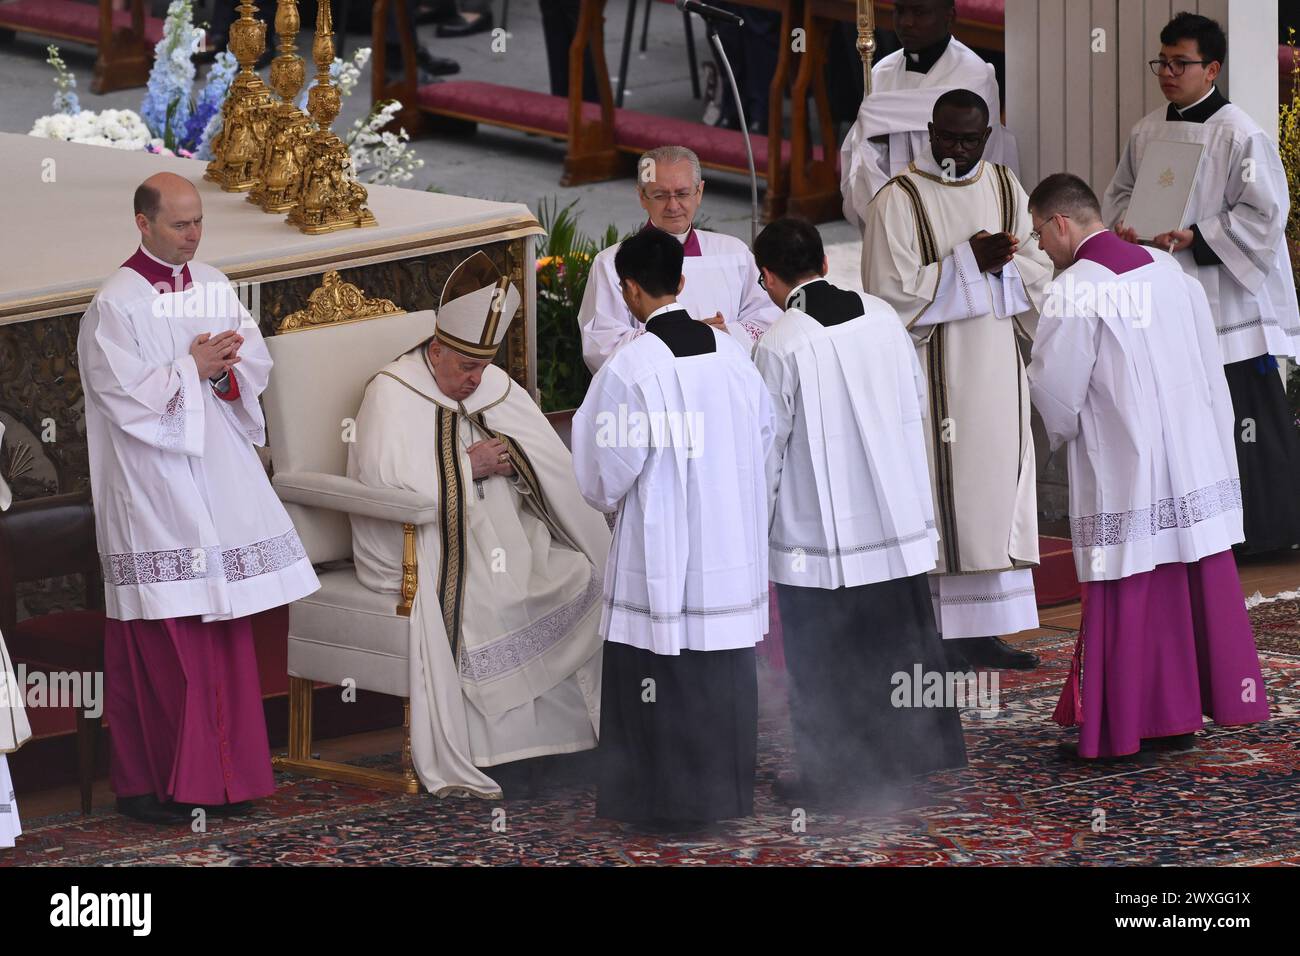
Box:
[1103,11,1300,557]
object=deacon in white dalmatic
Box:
[79,173,319,825]
[349,253,610,798]
[573,228,773,829]
[1102,12,1300,555]
[0,422,31,849]
[577,145,780,371]
[861,90,1053,671]
[839,0,1018,228]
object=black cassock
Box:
[775,280,967,796]
[595,309,759,826]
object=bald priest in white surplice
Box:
[348,253,610,797]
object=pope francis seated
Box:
[347,253,609,798]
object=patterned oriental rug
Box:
[4,600,1299,867]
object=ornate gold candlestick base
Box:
[286,135,378,233]
[283,0,375,234]
[249,108,314,211]
[205,1,275,192]
[249,0,313,212]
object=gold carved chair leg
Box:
[273,677,422,794]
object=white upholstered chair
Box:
[261,297,441,793]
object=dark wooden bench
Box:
[373,0,823,220]
[0,0,165,94]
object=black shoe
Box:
[488,759,540,800]
[116,794,186,825]
[416,46,461,77]
[772,772,810,803]
[955,636,1039,670]
[436,11,494,38]
[1057,741,1156,764]
[1141,733,1197,753]
[417,0,460,24]
[943,641,973,672]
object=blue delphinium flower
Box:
[184,50,238,156]
[140,0,202,149]
[46,45,81,115]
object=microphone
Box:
[675,0,744,28]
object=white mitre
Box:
[433,251,522,359]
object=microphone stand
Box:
[702,16,760,244]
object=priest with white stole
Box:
[349,252,609,799]
[571,228,773,831]
[861,90,1053,671]
[78,172,320,824]
[1102,12,1300,556]
[751,218,967,809]
[0,423,32,849]
[577,145,781,372]
[1027,173,1269,759]
[839,0,1018,228]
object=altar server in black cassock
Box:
[753,218,967,808]
[572,228,774,830]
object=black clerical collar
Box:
[645,307,716,357]
[904,34,952,74]
[1166,86,1227,123]
[784,278,828,309]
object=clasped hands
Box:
[468,438,516,481]
[969,230,1018,273]
[191,330,244,382]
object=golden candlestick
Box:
[285,0,376,234]
[205,0,276,192]
[857,0,877,95]
[249,0,314,212]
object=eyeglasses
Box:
[758,272,768,290]
[1029,213,1069,244]
[642,185,700,203]
[1148,58,1212,77]
[930,130,987,150]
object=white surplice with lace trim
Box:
[77,259,319,622]
[1029,247,1243,583]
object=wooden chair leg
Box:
[287,675,313,762]
[402,698,418,787]
[75,709,99,816]
[273,678,421,794]
[92,0,152,94]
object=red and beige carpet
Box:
[3,599,1298,867]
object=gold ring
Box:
[498,453,508,462]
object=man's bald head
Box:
[134,172,203,265]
